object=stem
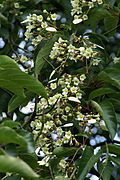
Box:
[35,109,45,142]
[104,24,120,35]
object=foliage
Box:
[0,0,120,179]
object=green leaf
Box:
[0,155,39,179]
[35,33,62,76]
[0,148,6,155]
[108,98,120,112]
[0,120,20,128]
[89,88,115,100]
[102,144,120,156]
[16,130,35,154]
[0,55,47,98]
[104,15,119,36]
[77,150,102,180]
[99,100,117,140]
[8,91,35,113]
[53,147,82,157]
[91,100,104,117]
[97,160,114,180]
[76,146,94,168]
[19,153,38,169]
[98,71,120,90]
[110,156,120,167]
[86,6,110,30]
[0,126,27,150]
[2,175,21,180]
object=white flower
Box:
[48,96,56,105]
[80,74,86,81]
[46,27,57,32]
[73,18,82,24]
[93,59,101,65]
[38,156,50,166]
[50,83,57,90]
[56,139,62,146]
[71,86,78,93]
[77,113,84,121]
[79,47,85,54]
[20,56,28,61]
[14,3,19,8]
[67,44,75,53]
[62,88,69,96]
[41,98,48,106]
[51,13,58,20]
[59,159,66,169]
[37,15,43,22]
[41,21,48,28]
[43,9,48,14]
[73,77,79,85]
[97,0,103,4]
[46,121,54,129]
[63,136,69,143]
[113,57,120,64]
[65,131,72,139]
[76,92,82,99]
[82,14,88,21]
[65,106,71,112]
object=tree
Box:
[0,0,120,179]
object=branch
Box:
[103,24,120,35]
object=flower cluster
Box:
[22,10,58,46]
[50,35,101,66]
[71,0,103,24]
[30,72,101,171]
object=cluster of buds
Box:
[71,0,103,24]
[50,35,101,66]
[22,10,58,46]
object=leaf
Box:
[77,150,102,180]
[102,144,120,156]
[108,98,120,112]
[89,88,115,100]
[0,148,6,155]
[53,147,82,157]
[86,6,110,30]
[110,156,120,167]
[91,100,104,117]
[2,175,21,180]
[0,55,47,98]
[35,33,62,76]
[19,153,38,169]
[8,91,35,113]
[97,160,114,180]
[98,71,120,90]
[16,130,35,154]
[0,120,20,128]
[99,100,117,140]
[0,155,39,179]
[0,126,27,148]
[75,146,94,168]
[104,15,119,36]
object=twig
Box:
[103,24,120,35]
[49,165,54,180]
[35,109,45,142]
[70,167,77,180]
